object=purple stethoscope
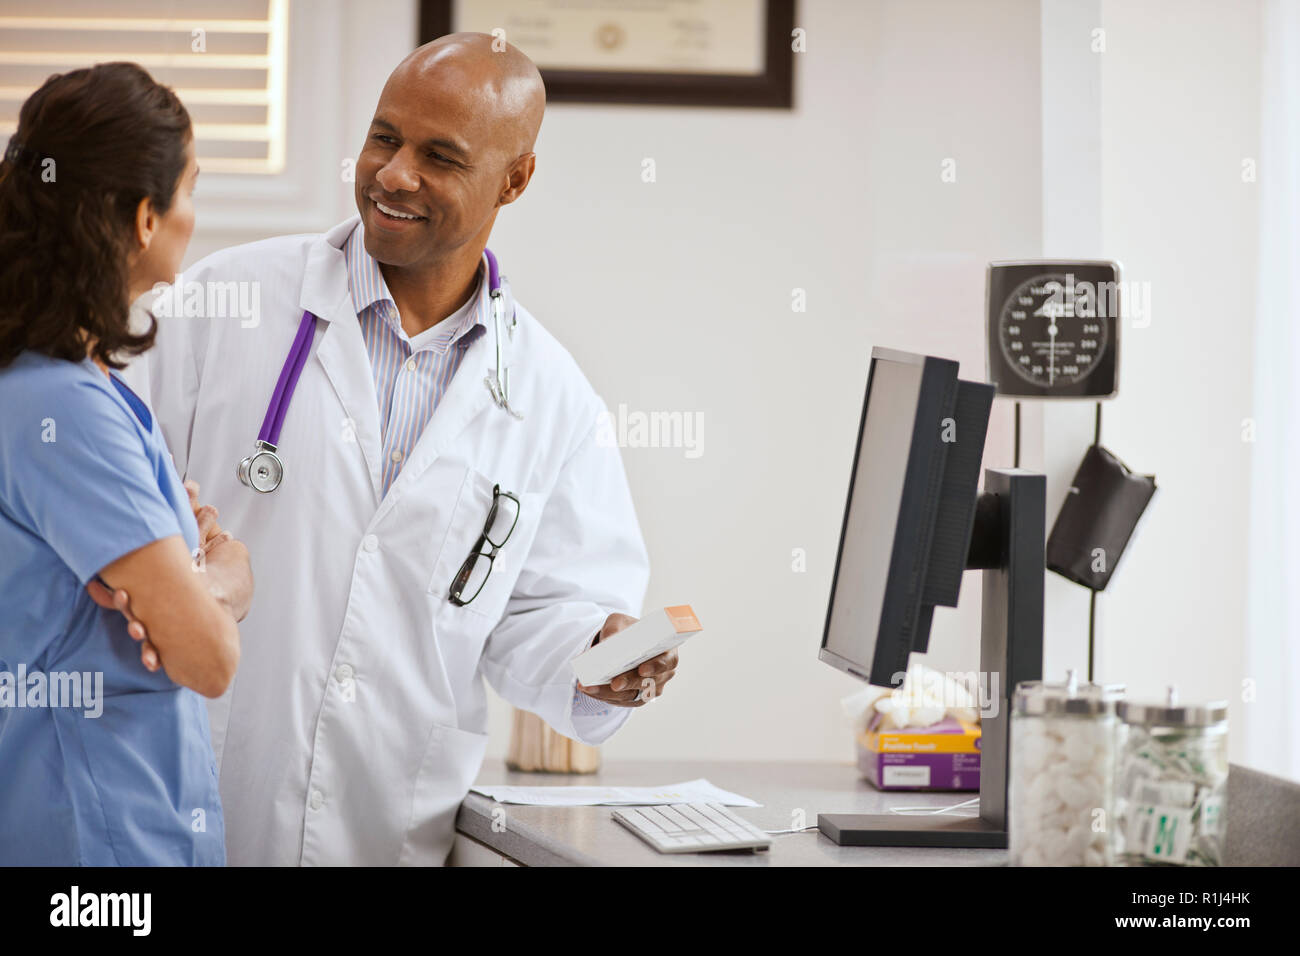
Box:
[237,247,519,493]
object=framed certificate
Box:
[419,0,795,108]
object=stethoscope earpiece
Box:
[483,248,523,420]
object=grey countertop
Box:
[456,758,1300,867]
[456,758,1007,866]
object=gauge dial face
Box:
[997,274,1111,388]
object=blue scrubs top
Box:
[0,352,225,866]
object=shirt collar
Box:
[343,221,488,345]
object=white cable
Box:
[888,797,980,816]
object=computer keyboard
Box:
[612,802,772,853]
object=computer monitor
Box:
[816,346,1045,849]
[821,347,995,688]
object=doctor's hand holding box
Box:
[575,607,700,704]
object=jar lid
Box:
[1118,688,1228,727]
[1013,671,1123,717]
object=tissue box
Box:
[857,716,981,791]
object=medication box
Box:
[572,605,702,687]
[857,716,981,791]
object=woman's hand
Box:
[185,477,252,619]
[86,578,160,671]
[185,479,226,552]
[88,480,254,676]
[203,534,254,623]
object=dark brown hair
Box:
[0,62,192,370]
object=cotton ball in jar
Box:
[1053,773,1096,811]
[1026,768,1057,807]
[1021,844,1047,867]
[1062,729,1098,764]
[1065,823,1090,858]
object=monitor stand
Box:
[817,467,1045,848]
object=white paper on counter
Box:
[469,778,761,808]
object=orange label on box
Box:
[861,719,982,754]
[665,605,702,633]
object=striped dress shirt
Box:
[343,223,616,720]
[344,222,486,496]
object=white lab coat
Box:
[133,217,649,865]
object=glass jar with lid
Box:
[1114,690,1228,866]
[1009,671,1122,866]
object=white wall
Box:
[1092,0,1260,746]
[1029,0,1262,759]
[1246,0,1300,783]
[174,0,1266,771]
[1034,0,1106,689]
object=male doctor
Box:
[119,33,677,865]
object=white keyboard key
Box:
[640,807,680,832]
[657,806,694,830]
[698,804,739,828]
[678,805,714,829]
[626,811,661,833]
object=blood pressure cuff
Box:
[1046,444,1156,592]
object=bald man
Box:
[114,34,673,865]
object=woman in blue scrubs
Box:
[0,63,253,865]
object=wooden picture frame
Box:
[418,0,795,109]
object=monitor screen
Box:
[822,355,926,685]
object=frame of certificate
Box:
[419,0,795,108]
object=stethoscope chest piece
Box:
[238,440,284,493]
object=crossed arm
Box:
[86,480,253,698]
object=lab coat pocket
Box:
[426,468,541,627]
[399,722,489,866]
[426,467,497,603]
[456,487,546,627]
